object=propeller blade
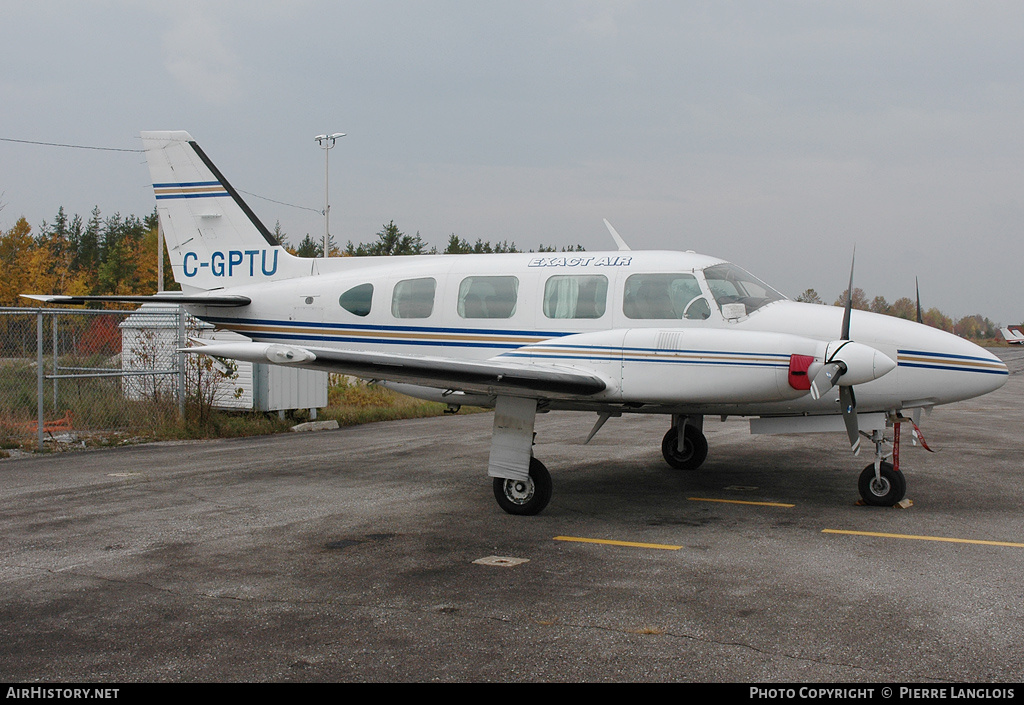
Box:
[915,277,923,324]
[839,385,860,454]
[809,361,843,400]
[841,249,855,340]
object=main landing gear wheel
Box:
[858,461,907,507]
[493,457,552,516]
[661,425,709,471]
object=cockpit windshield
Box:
[702,263,786,316]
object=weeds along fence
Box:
[0,306,185,449]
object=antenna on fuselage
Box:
[603,219,631,252]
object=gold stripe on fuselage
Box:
[222,322,548,347]
[898,352,1006,372]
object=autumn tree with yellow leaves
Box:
[0,207,174,307]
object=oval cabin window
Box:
[339,283,373,317]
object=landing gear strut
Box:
[661,416,708,470]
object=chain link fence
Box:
[0,307,184,450]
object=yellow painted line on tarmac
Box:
[554,536,683,551]
[688,497,795,508]
[822,529,1024,548]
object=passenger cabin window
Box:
[339,283,373,317]
[702,263,785,316]
[543,275,608,319]
[392,277,436,319]
[623,273,708,320]
[458,276,518,319]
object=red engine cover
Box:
[788,354,814,391]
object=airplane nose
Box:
[956,346,1008,400]
[973,348,1009,393]
[897,332,1008,404]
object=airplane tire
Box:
[661,425,708,471]
[493,457,552,516]
[858,461,906,506]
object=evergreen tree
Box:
[346,221,428,256]
[76,206,102,280]
[536,244,584,252]
[295,234,322,258]
[272,220,289,248]
[442,234,520,254]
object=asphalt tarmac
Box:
[2,350,1022,683]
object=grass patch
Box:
[318,377,480,427]
[0,370,485,453]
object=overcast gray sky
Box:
[2,1,1022,324]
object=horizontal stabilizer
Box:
[1000,327,1024,344]
[21,294,251,307]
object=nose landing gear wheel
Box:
[858,461,906,506]
[661,424,709,470]
[493,457,552,516]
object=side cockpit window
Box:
[623,273,708,320]
[458,276,518,319]
[339,283,373,317]
[392,277,436,319]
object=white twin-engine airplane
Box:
[30,131,1009,515]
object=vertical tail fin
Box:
[141,131,303,292]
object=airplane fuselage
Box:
[183,249,1007,418]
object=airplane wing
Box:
[21,294,251,307]
[187,340,608,397]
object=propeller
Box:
[916,277,923,324]
[812,254,860,452]
[839,385,860,454]
[807,251,895,454]
[841,250,855,340]
[809,253,857,401]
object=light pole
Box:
[314,132,345,258]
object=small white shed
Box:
[120,301,327,413]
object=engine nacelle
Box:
[510,328,833,404]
